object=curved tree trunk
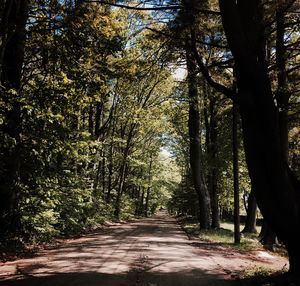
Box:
[219,0,300,274]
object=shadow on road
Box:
[0,212,288,286]
[0,269,236,286]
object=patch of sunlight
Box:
[257,251,276,259]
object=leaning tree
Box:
[188,0,300,275]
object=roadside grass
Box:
[178,216,291,284]
[238,266,293,286]
[178,216,264,252]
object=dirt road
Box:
[0,211,287,286]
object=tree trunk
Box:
[210,169,219,228]
[232,101,240,243]
[114,161,126,218]
[0,0,28,232]
[95,102,103,139]
[204,92,220,229]
[106,118,115,203]
[259,221,277,251]
[209,107,220,229]
[144,157,153,217]
[144,187,150,217]
[242,188,257,233]
[102,151,106,195]
[113,124,136,218]
[219,0,300,274]
[186,44,211,229]
[139,188,145,216]
[275,7,289,165]
[93,161,101,191]
[88,104,94,136]
[135,186,141,216]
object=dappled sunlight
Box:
[0,212,288,286]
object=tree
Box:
[0,1,177,243]
[242,188,257,234]
[0,0,29,233]
[186,47,211,229]
[216,0,300,274]
[178,0,299,271]
[232,101,240,244]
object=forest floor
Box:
[0,211,288,286]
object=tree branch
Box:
[83,0,221,14]
[84,0,181,10]
[190,28,237,101]
[146,27,228,49]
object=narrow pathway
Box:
[0,211,287,286]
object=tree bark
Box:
[144,158,153,217]
[0,0,28,232]
[209,105,220,228]
[218,0,300,274]
[232,101,240,244]
[106,117,115,203]
[259,221,277,251]
[144,187,150,217]
[186,43,211,229]
[135,186,141,216]
[242,188,257,233]
[88,104,94,136]
[95,102,103,139]
[204,93,220,229]
[275,7,289,165]
[102,154,106,195]
[139,188,145,215]
[113,123,136,218]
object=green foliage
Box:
[0,1,180,245]
[1,0,297,251]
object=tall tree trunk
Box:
[135,186,141,216]
[95,102,103,139]
[209,104,220,228]
[106,118,115,203]
[144,187,150,217]
[139,188,145,216]
[93,161,101,191]
[114,160,126,218]
[101,149,106,195]
[0,0,28,232]
[144,157,153,217]
[186,44,211,230]
[275,7,289,165]
[113,124,136,218]
[204,92,220,229]
[88,104,94,136]
[219,0,300,274]
[232,101,240,243]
